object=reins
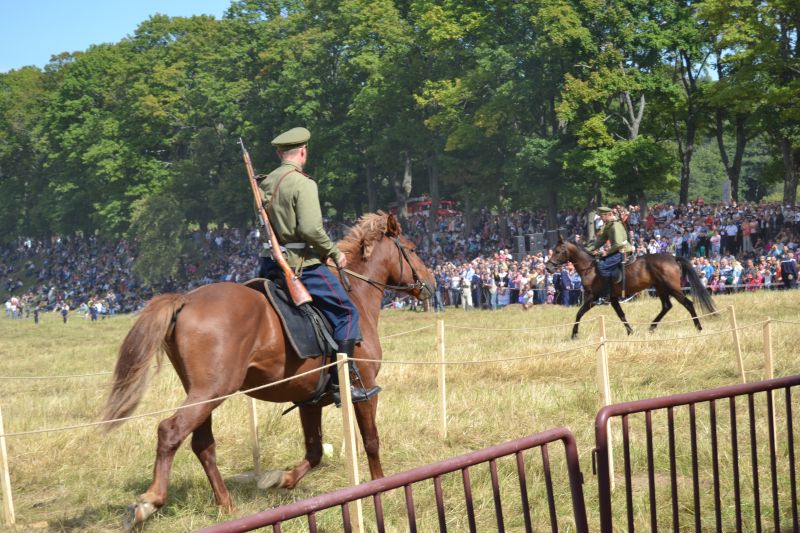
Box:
[340,237,432,297]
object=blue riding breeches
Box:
[259,258,362,342]
[597,252,623,277]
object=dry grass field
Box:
[0,289,798,531]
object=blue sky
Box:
[1,0,234,73]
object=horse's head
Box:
[340,212,435,300]
[545,235,571,274]
[383,214,435,300]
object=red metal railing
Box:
[595,374,800,532]
[195,427,589,533]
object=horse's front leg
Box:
[610,299,633,335]
[354,396,384,479]
[571,298,594,339]
[262,405,323,490]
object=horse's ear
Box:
[558,234,564,244]
[386,213,401,237]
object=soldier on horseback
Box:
[257,126,379,404]
[585,206,634,304]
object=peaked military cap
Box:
[597,206,612,214]
[271,127,311,150]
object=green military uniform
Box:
[257,127,343,270]
[585,215,634,256]
[258,162,343,269]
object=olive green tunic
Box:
[585,218,634,255]
[258,161,342,269]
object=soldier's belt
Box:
[263,242,308,252]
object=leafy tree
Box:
[129,194,186,285]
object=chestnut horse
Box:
[101,213,433,529]
[546,237,715,339]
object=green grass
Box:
[0,290,798,531]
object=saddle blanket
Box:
[243,278,337,360]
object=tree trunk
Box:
[427,151,440,235]
[462,195,472,238]
[637,191,648,220]
[365,162,377,212]
[546,189,558,230]
[780,136,798,206]
[393,153,413,223]
[715,110,748,203]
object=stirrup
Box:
[332,385,382,407]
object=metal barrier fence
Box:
[196,427,589,533]
[595,374,800,532]
[193,375,800,532]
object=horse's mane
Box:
[338,212,391,261]
[568,239,593,257]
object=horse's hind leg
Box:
[354,397,384,479]
[192,414,233,511]
[270,405,324,490]
[125,399,219,530]
[648,294,672,332]
[671,289,702,330]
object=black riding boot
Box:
[331,339,381,406]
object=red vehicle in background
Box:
[388,195,459,217]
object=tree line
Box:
[1,0,798,247]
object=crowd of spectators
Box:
[2,200,799,319]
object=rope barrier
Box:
[0,326,434,381]
[605,320,770,344]
[0,370,112,380]
[0,309,789,436]
[351,342,598,365]
[0,361,338,438]
[618,307,724,326]
[770,319,800,326]
[379,324,435,339]
[444,316,599,332]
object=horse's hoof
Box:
[123,501,156,532]
[257,469,285,489]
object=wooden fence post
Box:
[337,355,364,533]
[729,305,746,383]
[597,315,615,491]
[763,318,778,450]
[437,319,447,440]
[247,397,261,478]
[0,407,15,526]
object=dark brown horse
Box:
[545,237,715,339]
[101,213,433,529]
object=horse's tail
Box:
[676,256,716,314]
[101,293,187,431]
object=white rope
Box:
[0,361,339,438]
[619,307,723,326]
[0,370,112,380]
[444,316,598,332]
[379,324,435,339]
[351,342,597,365]
[605,320,769,344]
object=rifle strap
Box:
[265,168,296,215]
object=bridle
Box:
[546,242,596,278]
[342,236,433,299]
